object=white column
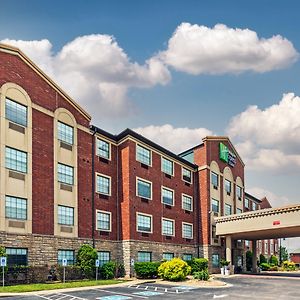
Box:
[226,236,232,264]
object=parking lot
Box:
[4,275,300,300]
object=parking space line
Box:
[95,289,148,299]
[127,284,185,294]
[36,293,87,300]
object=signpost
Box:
[62,258,67,283]
[95,259,100,281]
[0,257,7,287]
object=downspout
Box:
[91,126,96,248]
[195,168,201,258]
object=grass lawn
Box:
[0,279,126,293]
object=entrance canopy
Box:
[215,204,300,240]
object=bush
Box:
[246,251,253,271]
[76,244,98,279]
[260,263,270,271]
[100,262,116,279]
[259,254,267,264]
[158,258,191,281]
[283,261,296,271]
[193,269,209,281]
[134,262,160,279]
[220,259,230,267]
[269,255,278,266]
[115,262,126,278]
[188,258,208,274]
[57,265,83,281]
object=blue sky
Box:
[1,1,300,248]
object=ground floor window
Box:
[163,253,174,261]
[237,255,243,267]
[97,251,110,267]
[212,253,220,268]
[182,254,193,261]
[6,248,28,266]
[138,251,152,262]
[58,249,75,265]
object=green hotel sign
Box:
[219,142,236,167]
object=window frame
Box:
[96,173,111,196]
[161,186,175,206]
[236,185,242,200]
[97,251,111,267]
[5,195,27,220]
[96,210,112,232]
[57,163,74,185]
[182,222,193,239]
[211,198,219,214]
[137,251,152,262]
[136,212,153,233]
[136,144,152,166]
[224,179,232,194]
[212,253,220,268]
[211,172,219,188]
[5,97,28,127]
[245,197,250,208]
[161,157,174,176]
[96,138,111,160]
[58,205,74,226]
[5,146,27,173]
[182,167,192,184]
[58,249,75,265]
[236,208,243,214]
[57,121,74,145]
[136,177,152,200]
[162,253,174,261]
[224,203,232,216]
[6,247,28,266]
[182,254,193,261]
[182,194,193,212]
[162,217,175,237]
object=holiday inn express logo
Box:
[219,142,236,167]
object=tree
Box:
[76,244,98,278]
[279,246,288,264]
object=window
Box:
[182,223,193,239]
[236,186,242,200]
[58,163,73,185]
[265,241,268,254]
[245,197,249,208]
[182,194,193,211]
[97,138,110,159]
[161,157,174,176]
[97,211,111,231]
[138,251,152,262]
[96,174,111,195]
[162,187,174,206]
[163,253,174,261]
[58,205,74,225]
[182,167,192,183]
[225,203,232,216]
[252,202,257,211]
[5,196,27,220]
[225,179,231,194]
[162,218,175,236]
[182,254,193,261]
[5,98,27,127]
[97,251,110,267]
[211,172,218,188]
[212,225,217,239]
[58,121,73,145]
[211,198,219,213]
[137,213,152,233]
[137,178,152,199]
[58,250,75,265]
[212,254,219,268]
[245,240,250,247]
[136,144,151,166]
[6,248,27,266]
[236,208,243,214]
[5,147,27,173]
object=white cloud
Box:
[246,186,294,208]
[160,23,298,75]
[227,93,300,172]
[134,124,213,153]
[1,35,170,118]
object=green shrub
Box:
[134,262,160,279]
[220,259,230,267]
[158,258,191,281]
[283,261,296,271]
[115,262,126,278]
[259,254,267,264]
[193,269,209,281]
[188,258,208,274]
[76,244,98,278]
[100,262,116,279]
[268,265,278,271]
[269,255,278,266]
[260,263,270,271]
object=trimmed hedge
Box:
[188,258,208,274]
[158,258,191,281]
[134,262,161,279]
